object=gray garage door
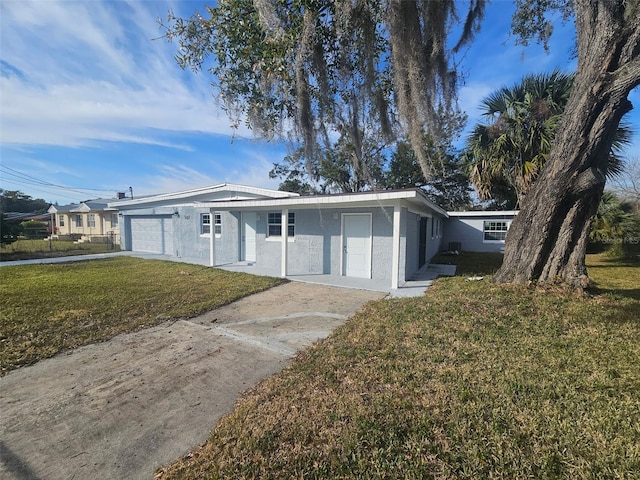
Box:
[129,216,174,255]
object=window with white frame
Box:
[483,220,509,242]
[88,214,96,228]
[59,215,65,227]
[201,213,211,235]
[110,213,118,227]
[76,214,83,228]
[268,212,295,237]
[214,213,222,236]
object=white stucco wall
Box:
[442,212,517,253]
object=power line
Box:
[0,178,83,202]
[0,171,102,199]
[0,165,126,199]
[0,165,120,192]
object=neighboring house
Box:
[441,211,519,253]
[48,199,120,244]
[110,184,448,289]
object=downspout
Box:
[391,204,401,289]
[209,208,215,267]
[281,209,288,277]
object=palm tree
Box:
[589,191,640,256]
[464,71,630,208]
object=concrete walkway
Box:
[217,261,455,297]
[0,282,385,480]
[0,250,134,267]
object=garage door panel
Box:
[130,216,174,255]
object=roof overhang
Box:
[195,189,449,218]
[448,210,519,217]
[109,183,299,208]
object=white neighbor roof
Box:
[48,199,117,214]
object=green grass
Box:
[432,251,505,276]
[587,254,640,300]
[0,257,285,373]
[157,254,640,479]
[0,238,120,261]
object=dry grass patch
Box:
[157,255,640,479]
[0,238,120,261]
[0,257,284,373]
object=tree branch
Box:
[612,22,640,92]
[613,56,640,92]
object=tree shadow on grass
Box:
[593,297,640,330]
[588,258,640,268]
[589,284,640,301]
[585,252,639,301]
[587,259,639,301]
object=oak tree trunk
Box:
[493,0,640,287]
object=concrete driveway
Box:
[0,282,385,480]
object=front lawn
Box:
[0,257,285,374]
[157,254,640,479]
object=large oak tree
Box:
[163,0,640,287]
[494,0,640,287]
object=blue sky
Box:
[1,0,638,205]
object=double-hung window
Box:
[201,213,211,235]
[268,212,295,237]
[88,214,96,228]
[214,213,222,236]
[201,213,222,236]
[483,221,509,242]
[110,213,118,228]
[59,215,65,227]
[76,214,83,228]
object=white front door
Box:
[342,214,372,278]
[242,212,257,262]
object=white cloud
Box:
[458,82,493,123]
[223,152,282,190]
[132,146,284,197]
[0,0,248,149]
[135,164,222,196]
